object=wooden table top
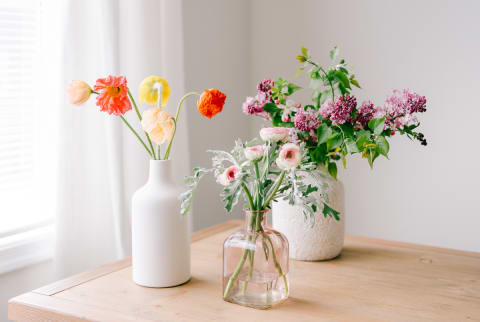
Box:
[8,220,480,321]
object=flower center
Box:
[106,86,122,97]
[285,150,293,159]
[227,169,236,179]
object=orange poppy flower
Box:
[94,75,132,115]
[197,89,226,118]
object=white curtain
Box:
[55,0,189,278]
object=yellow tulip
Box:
[139,76,171,106]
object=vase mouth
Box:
[244,209,270,215]
[149,159,172,163]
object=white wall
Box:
[183,0,252,230]
[250,0,480,251]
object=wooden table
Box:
[8,220,480,321]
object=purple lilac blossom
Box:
[257,78,274,96]
[320,94,357,125]
[294,108,321,131]
[355,100,377,128]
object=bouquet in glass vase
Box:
[181,127,338,309]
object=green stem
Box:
[254,162,262,209]
[224,249,249,298]
[163,92,200,160]
[264,233,289,294]
[241,182,255,211]
[262,171,286,209]
[307,59,335,102]
[242,234,258,295]
[119,115,153,158]
[128,90,156,159]
[225,210,256,298]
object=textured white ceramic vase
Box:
[132,160,190,287]
[272,170,345,261]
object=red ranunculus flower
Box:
[94,75,132,115]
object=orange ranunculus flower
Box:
[141,108,175,145]
[197,89,226,118]
[94,75,132,115]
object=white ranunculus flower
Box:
[259,127,290,142]
[244,145,265,161]
[276,143,301,170]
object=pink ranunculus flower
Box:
[259,127,290,142]
[216,165,239,186]
[276,143,301,170]
[66,80,92,105]
[244,145,265,161]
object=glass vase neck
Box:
[245,210,268,232]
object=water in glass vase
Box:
[223,210,289,309]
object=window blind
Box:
[0,0,47,235]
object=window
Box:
[0,0,60,274]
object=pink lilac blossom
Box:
[320,94,357,125]
[355,100,378,128]
[380,89,427,130]
[242,96,264,115]
[257,78,274,97]
[242,79,276,119]
[294,108,321,131]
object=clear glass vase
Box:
[223,210,289,309]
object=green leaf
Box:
[356,130,370,150]
[317,124,332,145]
[339,67,349,75]
[272,114,294,127]
[375,136,390,157]
[341,154,347,169]
[262,102,278,114]
[351,78,361,88]
[338,82,347,96]
[329,46,339,61]
[301,46,308,57]
[345,138,359,153]
[305,184,318,196]
[339,123,354,139]
[367,149,374,169]
[327,162,338,180]
[312,144,327,163]
[326,132,342,151]
[334,70,351,89]
[368,117,386,135]
[322,202,340,220]
[287,83,302,95]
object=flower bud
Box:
[67,80,92,105]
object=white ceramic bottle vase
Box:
[132,159,190,287]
